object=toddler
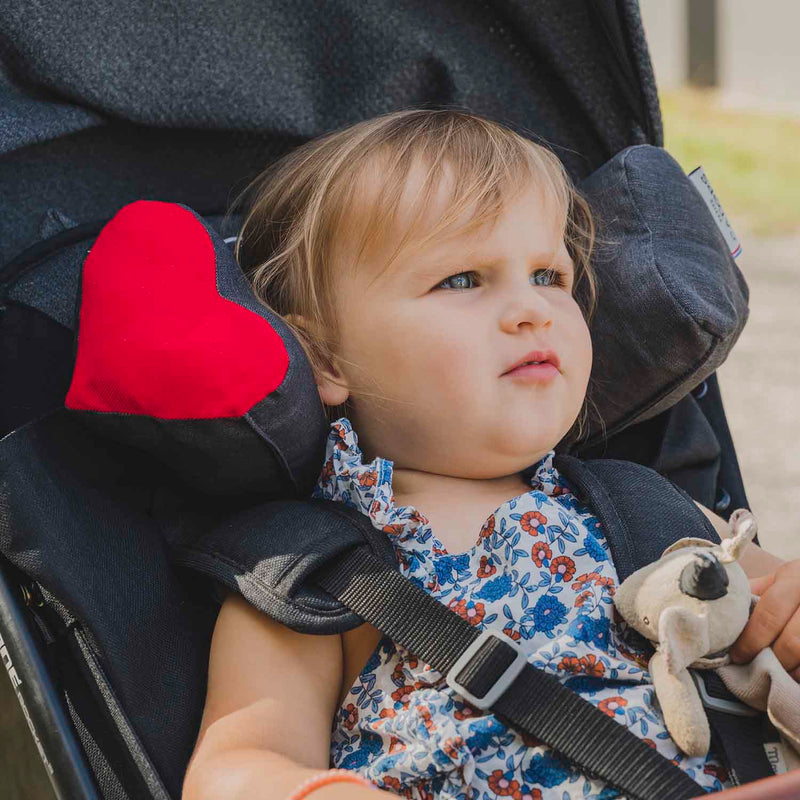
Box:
[183,109,797,800]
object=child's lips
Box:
[501,349,561,376]
[502,362,560,381]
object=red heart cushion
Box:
[66,201,289,419]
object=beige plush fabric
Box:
[718,649,800,758]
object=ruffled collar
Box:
[312,417,561,566]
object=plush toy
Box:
[614,509,800,761]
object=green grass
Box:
[660,88,800,236]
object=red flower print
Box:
[358,470,378,487]
[551,485,569,497]
[442,736,465,759]
[549,555,576,582]
[580,654,605,677]
[319,457,334,482]
[488,770,520,796]
[391,662,406,685]
[418,705,435,731]
[479,514,496,540]
[449,598,486,626]
[342,703,358,730]
[407,655,419,669]
[503,626,521,641]
[575,589,593,608]
[598,696,628,717]
[391,686,414,706]
[513,788,543,800]
[642,738,657,750]
[382,523,405,537]
[704,763,729,782]
[454,704,478,720]
[477,555,497,578]
[379,708,397,719]
[382,776,402,791]
[531,541,552,567]
[519,510,547,535]
[571,572,600,591]
[520,731,542,748]
[558,656,583,674]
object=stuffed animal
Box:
[614,509,800,761]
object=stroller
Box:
[1,1,796,798]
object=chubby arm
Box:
[694,501,800,680]
[182,594,381,800]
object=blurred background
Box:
[1,2,798,798]
[640,0,800,561]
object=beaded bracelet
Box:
[287,768,376,799]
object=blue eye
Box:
[531,268,567,288]
[437,271,477,290]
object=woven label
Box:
[764,741,789,775]
[688,166,742,259]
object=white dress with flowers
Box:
[312,418,729,799]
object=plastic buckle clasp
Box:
[445,630,527,710]
[691,671,760,717]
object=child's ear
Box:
[284,314,350,407]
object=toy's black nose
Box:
[679,551,729,600]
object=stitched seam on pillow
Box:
[244,410,299,496]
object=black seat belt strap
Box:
[695,671,779,785]
[316,546,705,800]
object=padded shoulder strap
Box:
[165,497,398,635]
[553,455,721,582]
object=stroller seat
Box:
[0,2,782,798]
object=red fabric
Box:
[66,201,289,419]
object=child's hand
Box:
[729,559,800,681]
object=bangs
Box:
[329,114,573,281]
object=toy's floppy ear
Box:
[659,606,711,674]
[719,508,758,563]
[661,537,713,557]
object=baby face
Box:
[322,166,593,479]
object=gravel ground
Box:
[717,233,800,561]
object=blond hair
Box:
[233,108,599,441]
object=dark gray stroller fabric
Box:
[577,144,749,442]
[0,0,659,264]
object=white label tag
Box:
[688,166,742,259]
[764,741,789,775]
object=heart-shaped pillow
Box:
[65,200,328,499]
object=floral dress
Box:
[312,418,730,799]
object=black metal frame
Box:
[0,556,98,800]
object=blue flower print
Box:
[319,418,730,798]
[532,594,568,632]
[434,553,471,587]
[568,612,610,647]
[582,533,608,562]
[339,729,382,770]
[522,752,574,788]
[475,573,513,602]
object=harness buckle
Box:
[445,630,527,710]
[691,670,760,717]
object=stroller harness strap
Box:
[307,455,775,797]
[316,545,703,800]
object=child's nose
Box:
[498,291,553,334]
